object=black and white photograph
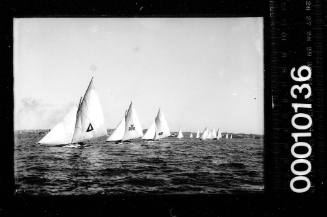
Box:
[13,18,264,195]
[1,0,327,216]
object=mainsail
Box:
[106,116,125,142]
[142,121,156,140]
[39,77,107,145]
[71,77,107,143]
[225,133,229,139]
[177,129,183,139]
[154,109,170,139]
[196,130,200,139]
[190,133,193,138]
[122,102,143,140]
[230,134,233,139]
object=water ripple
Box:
[15,131,263,195]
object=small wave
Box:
[20,176,48,185]
[137,158,165,164]
[63,144,81,148]
[126,177,167,187]
[215,162,246,169]
[99,168,129,176]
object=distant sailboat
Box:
[212,128,217,140]
[196,130,200,139]
[225,133,228,139]
[190,133,193,138]
[230,134,233,139]
[38,77,107,145]
[142,109,170,141]
[217,129,222,140]
[122,102,143,141]
[207,130,213,139]
[177,129,183,139]
[200,128,209,140]
[154,109,171,140]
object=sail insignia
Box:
[128,124,135,131]
[86,123,94,132]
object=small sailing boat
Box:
[177,129,183,139]
[207,130,213,139]
[38,77,107,145]
[142,108,170,141]
[107,103,143,143]
[154,109,171,140]
[200,128,208,140]
[196,129,200,139]
[122,102,143,141]
[212,128,217,140]
[225,133,229,139]
[190,133,193,138]
[230,134,233,139]
[217,129,222,140]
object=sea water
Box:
[14,130,263,195]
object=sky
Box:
[14,18,263,134]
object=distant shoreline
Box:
[14,129,264,139]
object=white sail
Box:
[38,105,78,145]
[154,109,170,139]
[190,133,193,138]
[200,128,208,140]
[225,133,228,139]
[207,130,213,139]
[177,129,183,139]
[212,128,217,139]
[196,130,200,139]
[122,102,143,140]
[106,116,125,141]
[230,134,233,139]
[142,121,156,140]
[71,78,107,143]
[217,129,222,139]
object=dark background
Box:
[0,0,326,216]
